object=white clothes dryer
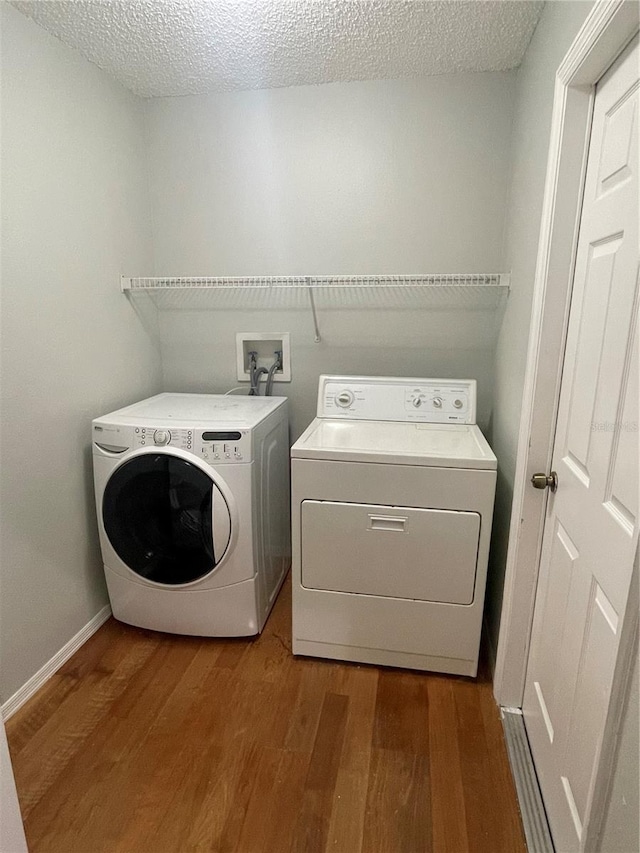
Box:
[291,376,497,676]
[92,393,290,636]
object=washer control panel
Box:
[198,430,250,463]
[133,427,195,451]
[133,427,250,462]
[318,376,476,424]
[93,424,252,463]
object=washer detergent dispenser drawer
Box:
[301,500,480,605]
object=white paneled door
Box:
[523,35,639,853]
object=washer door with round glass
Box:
[102,452,231,585]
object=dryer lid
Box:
[291,419,497,469]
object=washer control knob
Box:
[453,399,463,409]
[412,394,426,408]
[153,429,171,446]
[432,397,443,409]
[336,390,354,408]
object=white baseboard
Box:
[1,604,112,721]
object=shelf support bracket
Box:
[306,277,321,343]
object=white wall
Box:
[158,299,503,440]
[485,1,594,653]
[145,74,515,437]
[0,5,161,703]
[147,75,515,275]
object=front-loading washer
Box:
[92,393,290,636]
[291,375,497,676]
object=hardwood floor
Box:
[6,578,526,853]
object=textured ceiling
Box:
[11,1,544,98]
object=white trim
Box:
[558,0,640,85]
[1,605,112,721]
[494,0,639,710]
[501,707,523,717]
[501,708,555,853]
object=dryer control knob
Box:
[154,429,171,446]
[336,390,354,408]
[432,397,443,409]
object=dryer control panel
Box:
[318,376,476,424]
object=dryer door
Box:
[102,452,231,585]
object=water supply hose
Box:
[248,351,269,395]
[265,350,282,397]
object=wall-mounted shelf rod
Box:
[305,276,321,343]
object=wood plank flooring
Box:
[6,578,526,853]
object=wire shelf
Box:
[122,273,508,291]
[121,274,509,342]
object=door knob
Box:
[531,471,558,493]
